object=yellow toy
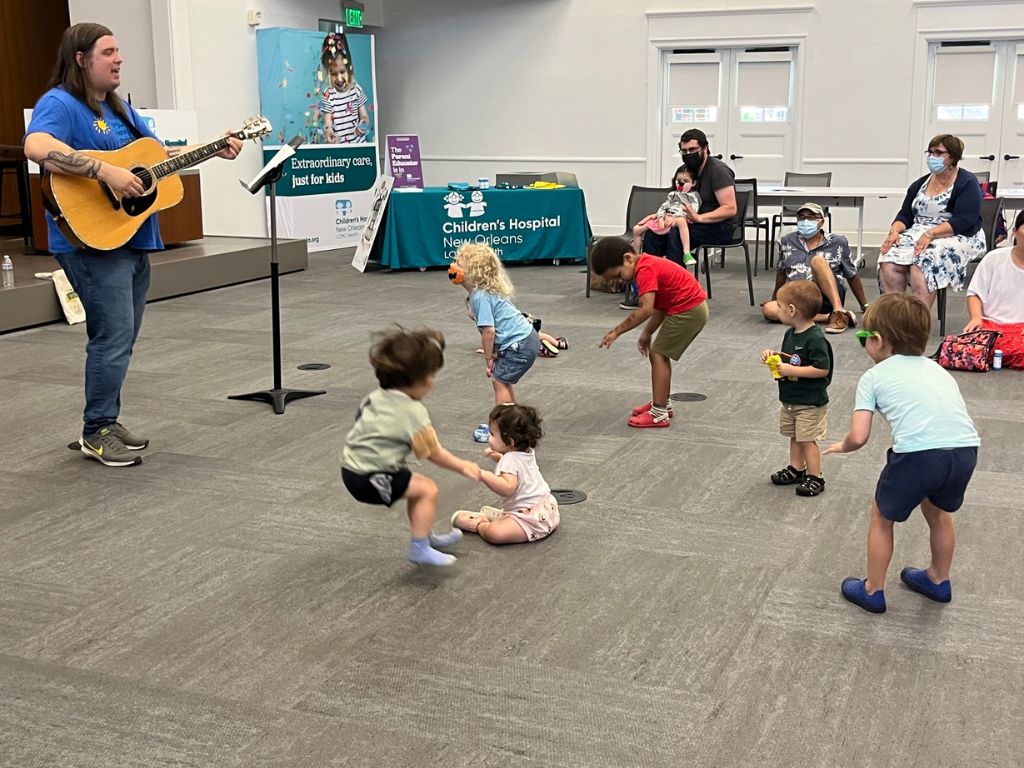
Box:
[764,353,797,381]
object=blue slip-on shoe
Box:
[473,424,490,443]
[841,577,886,614]
[900,567,952,603]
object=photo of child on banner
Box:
[320,32,371,145]
[256,27,376,146]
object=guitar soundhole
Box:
[122,165,157,217]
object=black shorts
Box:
[875,447,978,522]
[341,467,411,508]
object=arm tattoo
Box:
[45,150,102,179]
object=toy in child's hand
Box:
[764,354,783,379]
[448,263,466,284]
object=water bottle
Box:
[993,349,1003,370]
[1,255,13,288]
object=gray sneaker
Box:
[107,422,149,450]
[80,427,143,467]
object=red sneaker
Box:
[627,410,671,428]
[630,401,675,417]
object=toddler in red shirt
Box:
[591,238,710,427]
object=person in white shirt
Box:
[963,209,1024,368]
[452,403,560,543]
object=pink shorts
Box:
[504,494,560,541]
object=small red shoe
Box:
[630,401,675,417]
[627,410,671,428]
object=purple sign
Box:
[386,134,423,189]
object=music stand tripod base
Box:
[228,387,326,415]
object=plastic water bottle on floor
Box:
[1,255,13,288]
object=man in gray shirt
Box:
[642,128,737,266]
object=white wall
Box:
[69,0,159,107]
[375,0,1024,238]
[72,0,1024,240]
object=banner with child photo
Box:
[256,27,380,251]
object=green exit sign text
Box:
[345,7,363,28]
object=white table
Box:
[996,188,1024,215]
[758,186,906,267]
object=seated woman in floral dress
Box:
[878,134,985,309]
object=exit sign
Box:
[344,5,364,28]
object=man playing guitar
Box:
[23,23,243,467]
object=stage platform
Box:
[0,236,308,333]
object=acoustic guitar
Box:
[42,115,272,251]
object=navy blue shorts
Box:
[342,467,411,508]
[818,280,846,315]
[493,329,539,385]
[875,447,978,522]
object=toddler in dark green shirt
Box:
[760,280,834,497]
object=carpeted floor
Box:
[1,246,1021,767]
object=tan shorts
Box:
[779,403,828,442]
[651,300,709,361]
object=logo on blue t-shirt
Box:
[93,118,111,135]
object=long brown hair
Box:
[48,23,134,124]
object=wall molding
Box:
[647,4,814,18]
[913,0,1023,6]
[421,156,647,164]
[802,157,910,165]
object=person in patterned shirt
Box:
[760,202,868,334]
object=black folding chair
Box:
[692,189,754,306]
[585,185,670,297]
[734,177,768,275]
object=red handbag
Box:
[932,329,1002,372]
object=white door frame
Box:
[645,6,811,187]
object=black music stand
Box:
[229,137,325,414]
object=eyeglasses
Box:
[679,147,703,158]
[855,330,879,347]
[924,149,950,157]
[796,213,822,221]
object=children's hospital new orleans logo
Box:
[443,190,488,219]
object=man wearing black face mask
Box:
[642,128,737,269]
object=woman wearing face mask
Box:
[878,134,985,307]
[762,203,868,333]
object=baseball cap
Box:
[797,202,825,218]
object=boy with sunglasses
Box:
[825,294,979,614]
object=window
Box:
[671,106,717,123]
[739,106,788,122]
[935,104,991,120]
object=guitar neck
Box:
[151,136,233,179]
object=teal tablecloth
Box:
[375,186,591,268]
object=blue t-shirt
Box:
[854,355,979,453]
[469,290,532,351]
[25,87,164,253]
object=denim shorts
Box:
[493,329,539,384]
[875,446,978,522]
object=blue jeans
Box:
[55,248,151,434]
[642,222,730,265]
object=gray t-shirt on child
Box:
[341,388,440,473]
